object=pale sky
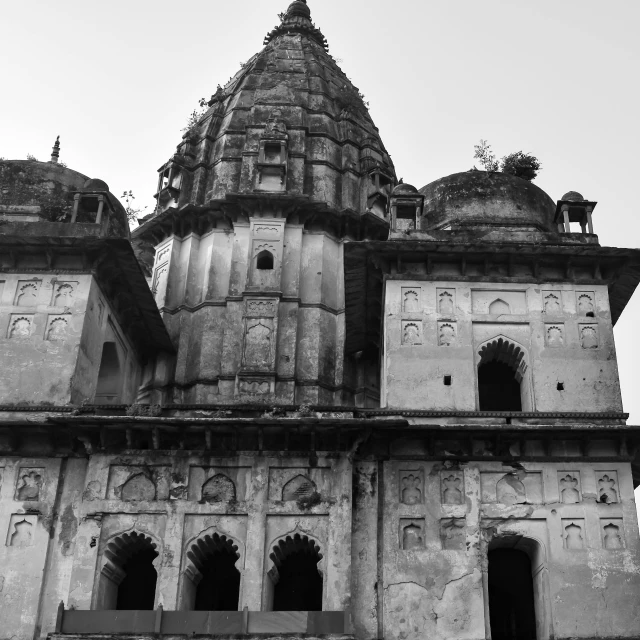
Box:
[2,0,640,428]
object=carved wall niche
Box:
[248,220,284,288]
[268,467,329,502]
[576,291,596,317]
[188,467,251,503]
[8,315,34,338]
[401,320,422,345]
[438,322,456,346]
[399,518,425,550]
[401,287,421,313]
[471,290,526,315]
[14,280,40,306]
[399,470,423,505]
[6,514,37,547]
[440,471,464,505]
[542,290,562,315]
[15,468,44,501]
[545,324,564,347]
[557,472,581,504]
[242,317,275,370]
[562,519,585,550]
[440,518,466,550]
[46,315,70,341]
[601,518,624,550]
[579,324,599,349]
[597,471,619,504]
[436,288,455,316]
[481,471,543,505]
[245,298,277,317]
[202,474,236,503]
[107,465,172,501]
[51,281,77,307]
[152,240,172,304]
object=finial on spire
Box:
[50,136,60,164]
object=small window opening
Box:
[269,534,323,612]
[116,547,158,610]
[76,196,99,223]
[395,205,415,231]
[264,143,281,164]
[256,250,274,270]
[444,375,452,386]
[195,547,241,611]
[95,342,122,404]
[557,382,564,391]
[586,311,595,318]
[488,548,537,640]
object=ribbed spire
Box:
[264,0,328,50]
[50,135,60,163]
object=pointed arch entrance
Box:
[180,529,243,611]
[485,535,553,640]
[477,337,532,411]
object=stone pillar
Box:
[586,207,594,234]
[562,205,570,233]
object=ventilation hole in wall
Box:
[557,382,564,391]
[444,375,452,386]
[586,312,595,318]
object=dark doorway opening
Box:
[478,361,522,411]
[488,548,537,640]
[194,548,241,611]
[116,547,158,610]
[273,549,322,611]
[95,341,122,403]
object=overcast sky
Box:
[3,0,640,427]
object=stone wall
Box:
[150,219,346,404]
[0,273,142,405]
[383,280,622,412]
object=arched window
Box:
[181,531,241,611]
[477,338,527,411]
[96,531,158,610]
[95,341,122,403]
[256,250,274,270]
[267,532,323,611]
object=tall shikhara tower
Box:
[1,3,640,640]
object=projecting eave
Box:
[344,238,640,354]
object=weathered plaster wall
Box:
[63,452,352,615]
[151,220,346,404]
[0,274,142,405]
[361,457,640,640]
[0,274,90,404]
[383,281,622,411]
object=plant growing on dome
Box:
[473,140,499,172]
[121,190,148,227]
[500,151,541,181]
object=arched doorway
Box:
[96,531,159,610]
[486,536,551,640]
[488,549,536,639]
[477,338,528,411]
[266,532,323,611]
[181,531,242,611]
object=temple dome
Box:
[155,0,395,216]
[418,171,556,232]
[0,159,129,238]
[561,191,585,202]
[392,182,418,196]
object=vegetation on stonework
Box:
[473,140,542,181]
[0,160,74,221]
[121,190,148,227]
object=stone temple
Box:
[1,2,640,639]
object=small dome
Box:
[561,191,585,202]
[83,178,109,192]
[419,171,556,232]
[286,0,311,18]
[392,182,418,196]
